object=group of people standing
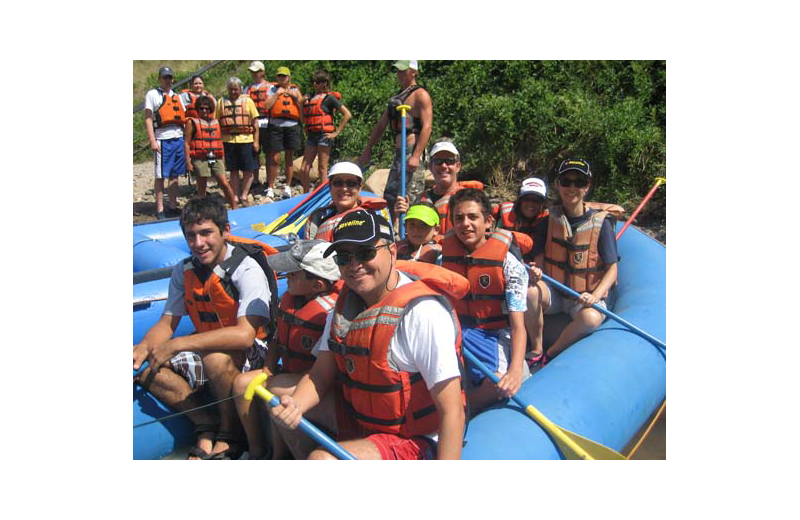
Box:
[135,60,623,460]
[144,61,353,218]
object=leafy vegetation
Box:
[133,60,665,225]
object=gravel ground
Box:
[133,161,301,224]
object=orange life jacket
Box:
[441,228,524,330]
[182,236,279,341]
[154,89,185,128]
[396,237,442,264]
[276,290,338,374]
[328,261,468,437]
[269,84,301,120]
[218,96,253,135]
[494,201,549,235]
[248,82,276,117]
[181,90,214,119]
[188,118,224,160]
[544,205,611,297]
[306,197,389,242]
[303,92,341,133]
[420,181,484,235]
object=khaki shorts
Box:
[191,158,226,178]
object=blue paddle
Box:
[534,269,666,350]
[396,104,411,239]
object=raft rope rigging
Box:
[132,391,244,429]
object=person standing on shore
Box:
[216,77,260,207]
[264,66,303,199]
[245,61,273,188]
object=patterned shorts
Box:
[168,338,268,390]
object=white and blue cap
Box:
[518,177,547,200]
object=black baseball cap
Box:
[159,66,174,78]
[557,158,592,178]
[323,210,394,257]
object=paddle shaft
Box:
[246,375,356,460]
[537,271,666,350]
[133,360,149,378]
[397,104,411,240]
[616,177,665,240]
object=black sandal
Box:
[187,423,218,460]
[207,430,243,460]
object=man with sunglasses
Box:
[245,61,273,188]
[268,210,467,459]
[526,159,620,365]
[263,66,303,199]
[394,139,484,234]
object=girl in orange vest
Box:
[181,75,216,119]
[183,96,237,208]
[304,161,389,242]
[299,69,352,193]
[526,159,620,366]
[232,239,341,460]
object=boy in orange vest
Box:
[133,195,277,459]
[233,239,341,459]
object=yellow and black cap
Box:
[557,159,592,178]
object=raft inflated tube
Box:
[460,225,665,459]
[133,232,189,272]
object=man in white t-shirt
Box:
[133,195,276,459]
[268,210,466,459]
[144,66,187,220]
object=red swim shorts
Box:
[366,433,436,460]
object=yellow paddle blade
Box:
[277,215,310,236]
[524,405,627,460]
[262,213,289,234]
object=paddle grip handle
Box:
[133,360,149,378]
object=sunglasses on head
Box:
[331,179,360,188]
[333,244,390,266]
[431,158,456,166]
[559,177,588,188]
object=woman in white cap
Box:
[495,176,550,237]
[304,161,390,242]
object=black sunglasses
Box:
[559,177,588,188]
[431,158,456,166]
[333,244,390,266]
[331,179,360,188]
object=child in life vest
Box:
[526,159,619,366]
[396,201,442,264]
[233,239,341,459]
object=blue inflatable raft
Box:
[133,194,666,460]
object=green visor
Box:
[404,205,440,227]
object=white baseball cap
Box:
[267,239,341,282]
[518,177,547,200]
[430,141,460,158]
[248,61,265,72]
[328,161,363,180]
